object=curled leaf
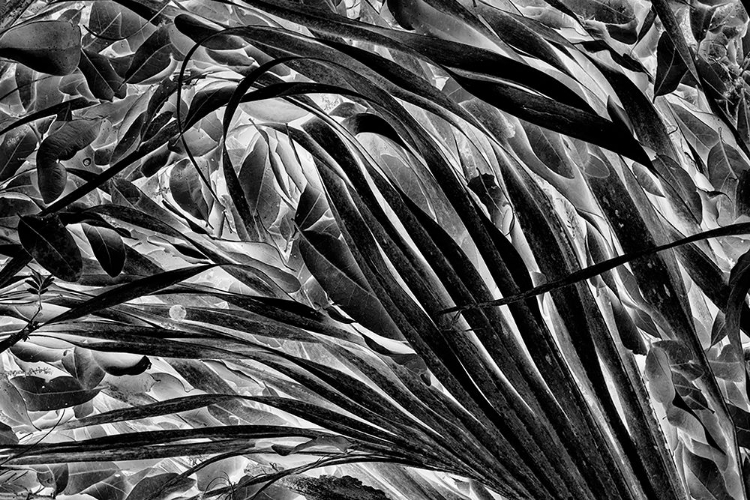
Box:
[37,119,102,203]
[92,351,151,376]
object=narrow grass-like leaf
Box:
[0,97,93,137]
[46,264,215,325]
[442,221,750,313]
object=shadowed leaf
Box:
[37,119,102,203]
[83,223,126,278]
[655,32,687,96]
[125,25,174,84]
[18,215,82,282]
[10,376,99,411]
[0,21,81,76]
[0,125,37,182]
[79,49,126,101]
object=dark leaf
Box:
[47,264,216,325]
[184,85,235,131]
[284,475,391,500]
[86,0,144,52]
[174,14,246,50]
[653,339,693,364]
[0,97,94,138]
[79,469,129,500]
[238,135,280,227]
[684,449,734,500]
[0,421,18,445]
[61,462,121,496]
[37,119,102,203]
[696,55,730,100]
[672,372,710,412]
[10,376,99,411]
[451,70,648,163]
[0,125,37,181]
[62,347,106,390]
[18,215,82,282]
[79,49,126,101]
[169,159,210,221]
[610,298,646,354]
[651,0,699,82]
[15,64,34,110]
[729,403,750,449]
[0,21,81,76]
[92,350,151,376]
[298,230,402,340]
[654,32,688,96]
[83,223,127,277]
[126,473,194,500]
[124,25,174,84]
[560,0,635,23]
[707,140,748,195]
[690,2,716,43]
[523,122,575,178]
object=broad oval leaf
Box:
[0,125,37,181]
[174,14,247,50]
[85,0,154,54]
[655,32,688,97]
[169,159,210,221]
[299,231,403,340]
[672,104,719,150]
[18,215,82,282]
[37,119,102,203]
[653,340,693,364]
[15,64,34,110]
[9,375,99,411]
[727,250,750,352]
[124,25,175,84]
[563,0,635,23]
[79,49,126,101]
[707,140,748,195]
[523,122,575,178]
[62,348,106,390]
[0,377,33,428]
[283,475,391,500]
[83,223,126,278]
[728,404,750,449]
[645,346,675,404]
[0,21,81,76]
[685,449,734,500]
[61,462,121,496]
[80,470,128,500]
[709,344,744,382]
[238,136,280,227]
[124,473,195,500]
